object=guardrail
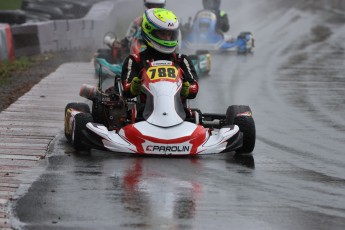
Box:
[0,23,15,61]
[311,0,345,12]
[0,0,121,61]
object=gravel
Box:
[0,50,94,112]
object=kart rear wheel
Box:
[64,103,90,143]
[237,32,254,54]
[226,105,252,125]
[72,113,93,151]
[196,50,211,75]
[226,105,256,154]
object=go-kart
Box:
[93,33,212,80]
[64,59,256,156]
[182,10,254,53]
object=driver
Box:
[121,8,199,101]
[202,0,229,33]
[125,0,167,42]
[117,0,167,55]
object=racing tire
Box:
[237,32,254,54]
[196,50,211,75]
[64,103,90,143]
[226,105,256,154]
[72,113,93,151]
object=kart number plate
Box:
[147,66,178,80]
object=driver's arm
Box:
[218,11,230,33]
[179,54,199,99]
[121,55,141,98]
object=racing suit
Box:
[110,16,144,63]
[215,9,230,33]
[121,46,199,99]
[121,16,143,52]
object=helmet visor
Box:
[145,3,165,8]
[152,29,179,41]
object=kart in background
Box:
[93,33,212,80]
[64,59,256,156]
[181,10,254,54]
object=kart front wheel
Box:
[196,50,211,75]
[226,105,256,154]
[64,102,90,143]
[72,113,93,151]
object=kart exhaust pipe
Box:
[79,84,101,100]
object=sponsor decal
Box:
[237,111,252,117]
[151,60,173,66]
[146,145,190,153]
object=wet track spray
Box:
[8,0,345,229]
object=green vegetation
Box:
[0,57,30,85]
[0,0,22,10]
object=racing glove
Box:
[180,81,190,98]
[130,77,141,96]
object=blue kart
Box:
[182,10,254,54]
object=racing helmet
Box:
[202,0,221,10]
[144,0,166,9]
[141,8,179,54]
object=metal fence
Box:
[311,0,345,12]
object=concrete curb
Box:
[0,62,96,230]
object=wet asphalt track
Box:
[12,0,345,229]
